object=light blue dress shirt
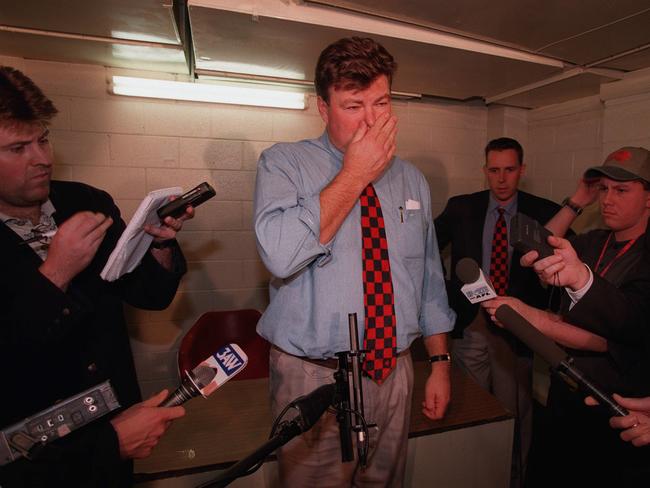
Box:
[254,132,455,358]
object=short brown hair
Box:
[314,37,397,103]
[0,66,58,126]
[485,137,523,165]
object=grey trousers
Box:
[452,311,533,488]
[269,347,414,488]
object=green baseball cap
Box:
[584,147,650,184]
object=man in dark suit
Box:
[0,66,190,487]
[434,137,562,488]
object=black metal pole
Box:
[348,313,368,466]
[197,421,303,488]
[335,352,354,462]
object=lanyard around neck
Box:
[594,232,638,278]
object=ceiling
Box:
[1,0,649,109]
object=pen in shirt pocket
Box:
[19,229,57,245]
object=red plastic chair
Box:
[178,309,269,381]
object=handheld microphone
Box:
[495,305,629,417]
[160,365,216,407]
[161,343,248,407]
[290,384,336,432]
[456,257,497,303]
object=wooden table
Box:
[135,361,511,480]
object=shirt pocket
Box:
[399,208,426,258]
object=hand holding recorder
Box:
[520,234,591,291]
[510,212,554,259]
[157,182,216,220]
[145,182,215,245]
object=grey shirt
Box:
[0,200,57,260]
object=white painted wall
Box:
[525,67,650,222]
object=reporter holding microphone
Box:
[483,148,650,486]
[0,67,191,487]
[585,394,650,447]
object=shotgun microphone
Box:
[290,384,336,432]
[495,305,628,417]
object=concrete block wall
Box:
[526,96,604,206]
[603,92,650,154]
[525,70,650,234]
[1,55,494,395]
[601,67,650,153]
[396,99,488,217]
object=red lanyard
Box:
[593,232,638,278]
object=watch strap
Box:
[429,353,451,363]
[562,197,583,216]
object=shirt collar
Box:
[319,131,344,161]
[487,192,518,215]
[0,199,56,225]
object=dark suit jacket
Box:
[0,181,186,487]
[561,227,650,396]
[435,190,563,340]
[542,227,650,484]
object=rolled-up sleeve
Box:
[254,146,333,279]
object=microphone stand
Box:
[199,370,350,487]
[198,314,372,487]
[347,313,371,467]
[335,351,354,462]
[198,419,303,488]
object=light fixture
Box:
[111,76,306,110]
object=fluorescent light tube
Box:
[111,76,306,110]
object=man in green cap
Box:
[482,146,650,485]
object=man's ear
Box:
[316,96,329,125]
[520,163,527,178]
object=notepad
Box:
[100,186,183,282]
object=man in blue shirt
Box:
[254,37,455,486]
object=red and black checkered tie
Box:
[360,184,397,384]
[489,208,509,296]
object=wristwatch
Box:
[562,197,583,216]
[429,353,451,363]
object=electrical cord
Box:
[225,401,300,481]
[335,406,370,455]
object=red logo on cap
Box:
[608,149,632,162]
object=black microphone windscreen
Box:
[192,365,216,389]
[294,383,336,432]
[456,257,481,284]
[495,305,566,368]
